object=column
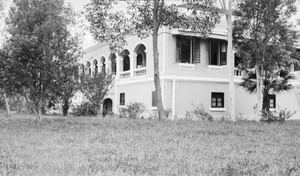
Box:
[116,54,122,80]
[171,76,176,120]
[129,54,135,77]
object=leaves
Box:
[0,0,81,118]
[233,0,300,70]
[84,0,220,52]
[79,72,114,111]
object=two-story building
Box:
[77,14,300,120]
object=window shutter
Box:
[193,39,200,63]
[208,40,211,65]
[220,41,227,65]
[176,36,181,63]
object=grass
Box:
[1,114,300,176]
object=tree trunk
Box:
[24,95,41,122]
[152,30,166,120]
[262,88,270,116]
[255,63,263,121]
[3,93,11,116]
[62,98,69,116]
[226,0,236,121]
[152,0,166,120]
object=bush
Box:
[119,102,145,119]
[71,102,98,116]
[261,108,296,123]
[185,104,213,121]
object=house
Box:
[77,14,300,120]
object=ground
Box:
[1,114,300,176]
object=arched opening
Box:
[80,64,85,75]
[103,98,113,116]
[100,57,106,73]
[134,44,146,68]
[93,59,98,74]
[120,49,130,71]
[86,62,91,76]
[109,53,117,75]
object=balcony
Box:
[120,71,130,79]
[134,67,147,77]
[234,68,242,76]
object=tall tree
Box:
[0,0,81,121]
[219,0,235,121]
[85,0,220,119]
[233,0,299,120]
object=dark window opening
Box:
[111,54,116,75]
[176,36,200,64]
[211,92,224,108]
[123,56,130,71]
[137,54,143,66]
[209,40,227,66]
[120,93,125,106]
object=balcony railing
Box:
[234,68,242,76]
[134,67,147,76]
[120,71,130,79]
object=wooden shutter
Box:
[220,41,227,65]
[176,36,181,63]
[208,40,211,65]
[193,38,200,63]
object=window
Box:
[111,54,116,75]
[120,93,125,106]
[176,36,200,64]
[220,41,227,65]
[123,56,130,71]
[209,40,227,66]
[269,94,276,109]
[152,91,157,107]
[211,92,224,108]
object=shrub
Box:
[71,102,98,116]
[260,108,296,123]
[119,102,145,119]
[185,104,213,121]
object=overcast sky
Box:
[1,0,300,48]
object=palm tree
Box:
[239,68,294,119]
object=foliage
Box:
[71,102,98,116]
[185,104,213,121]
[84,0,220,119]
[84,0,219,52]
[50,65,80,116]
[0,0,81,121]
[233,0,299,120]
[79,72,114,114]
[260,108,296,123]
[233,0,299,69]
[119,102,146,119]
[240,68,295,116]
[1,115,300,175]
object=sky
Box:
[1,0,300,48]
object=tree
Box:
[85,0,220,119]
[219,0,235,121]
[48,64,80,116]
[233,0,299,120]
[0,0,81,121]
[240,68,294,118]
[79,72,114,115]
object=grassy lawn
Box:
[1,114,300,176]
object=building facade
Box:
[77,16,300,120]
